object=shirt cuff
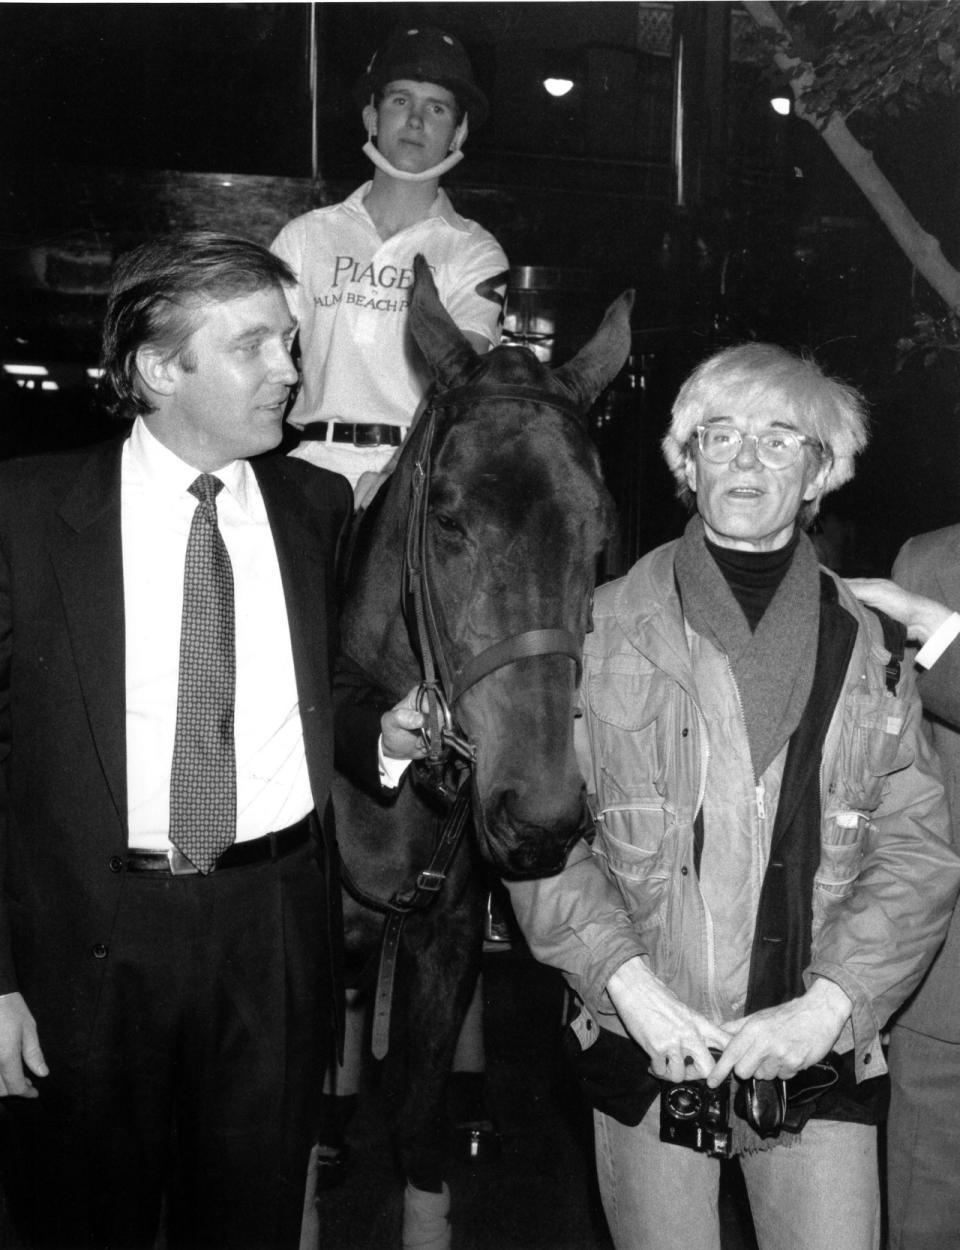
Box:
[915,611,960,670]
[378,736,411,789]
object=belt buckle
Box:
[353,424,382,447]
[167,847,200,875]
[416,869,445,893]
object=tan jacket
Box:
[509,540,960,1081]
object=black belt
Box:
[124,813,314,876]
[297,421,404,448]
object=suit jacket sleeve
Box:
[327,488,403,796]
[894,536,960,729]
[0,522,15,994]
[332,656,399,795]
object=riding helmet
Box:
[353,27,489,129]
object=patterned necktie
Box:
[169,474,236,873]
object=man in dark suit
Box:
[851,536,960,1250]
[0,231,423,1249]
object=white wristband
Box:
[915,611,960,670]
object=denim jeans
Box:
[594,1096,880,1250]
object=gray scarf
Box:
[674,516,821,779]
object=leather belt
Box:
[124,813,314,876]
[297,421,404,448]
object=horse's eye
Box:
[431,511,463,536]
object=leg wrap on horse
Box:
[402,1182,452,1250]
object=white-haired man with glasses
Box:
[506,342,960,1249]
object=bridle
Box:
[404,382,587,774]
[359,380,594,1061]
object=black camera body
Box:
[659,1074,732,1159]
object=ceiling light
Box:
[543,77,574,98]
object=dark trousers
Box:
[5,839,332,1250]
[886,1022,960,1250]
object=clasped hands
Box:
[607,956,851,1088]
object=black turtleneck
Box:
[705,530,801,632]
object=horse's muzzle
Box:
[474,784,593,880]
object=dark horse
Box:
[332,257,632,1247]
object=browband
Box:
[431,383,584,424]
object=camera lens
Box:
[665,1085,702,1120]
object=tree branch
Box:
[743,0,960,313]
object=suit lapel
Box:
[50,438,128,831]
[254,458,334,807]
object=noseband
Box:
[404,383,587,770]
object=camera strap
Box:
[734,1059,840,1139]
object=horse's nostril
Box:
[501,833,577,879]
[479,791,586,878]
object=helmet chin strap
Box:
[362,141,464,182]
[363,113,469,183]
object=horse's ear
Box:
[553,290,635,416]
[409,254,478,389]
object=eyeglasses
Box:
[693,424,823,470]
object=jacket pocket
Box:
[813,811,867,928]
[586,669,671,802]
[834,690,912,812]
[594,808,682,980]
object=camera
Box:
[659,1072,732,1159]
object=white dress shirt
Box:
[271,184,507,431]
[916,611,960,670]
[122,419,313,849]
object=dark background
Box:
[2,1,958,572]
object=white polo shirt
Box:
[271,183,508,432]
